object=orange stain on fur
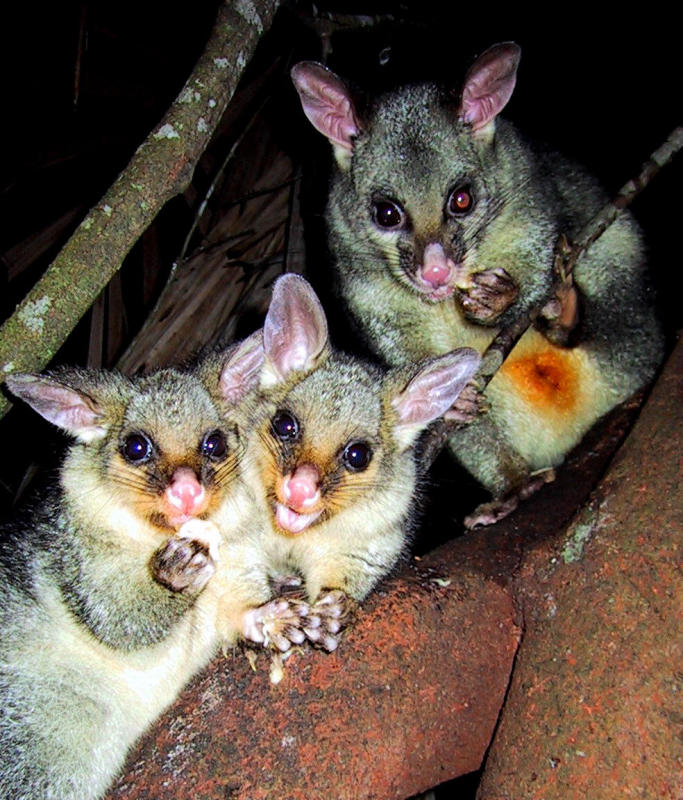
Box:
[501,348,578,412]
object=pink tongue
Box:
[276,504,318,534]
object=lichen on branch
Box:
[0,0,281,418]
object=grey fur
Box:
[234,275,479,608]
[0,366,251,799]
[292,48,664,517]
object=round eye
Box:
[202,430,227,461]
[372,200,405,230]
[271,411,299,442]
[122,432,153,464]
[342,441,372,472]
[447,185,474,216]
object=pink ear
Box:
[5,373,104,438]
[458,42,521,131]
[392,349,481,444]
[218,330,264,406]
[263,274,329,381]
[291,61,360,151]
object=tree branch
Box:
[0,0,281,417]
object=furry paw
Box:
[458,267,518,323]
[151,536,216,594]
[269,574,303,595]
[242,597,310,652]
[463,497,519,529]
[303,589,356,652]
[444,379,487,424]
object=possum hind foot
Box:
[464,467,556,529]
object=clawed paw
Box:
[151,536,216,594]
[302,589,356,652]
[458,267,518,323]
[444,379,487,424]
[463,497,519,529]
[464,468,556,529]
[242,597,310,653]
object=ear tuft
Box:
[218,330,264,406]
[5,372,107,441]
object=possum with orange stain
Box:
[291,42,664,525]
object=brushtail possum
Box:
[224,273,479,650]
[291,42,664,526]
[0,355,295,800]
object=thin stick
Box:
[556,126,683,284]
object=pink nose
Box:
[166,467,206,516]
[283,464,320,511]
[421,243,454,288]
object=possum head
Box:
[247,274,480,535]
[291,44,525,309]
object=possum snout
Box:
[164,467,207,521]
[282,463,321,512]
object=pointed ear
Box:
[457,42,521,137]
[262,274,329,386]
[291,61,360,169]
[5,372,107,442]
[217,330,264,407]
[391,348,481,450]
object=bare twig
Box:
[73,3,88,109]
[175,101,268,267]
[294,6,403,61]
[555,126,683,284]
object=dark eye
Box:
[271,411,299,442]
[202,430,227,461]
[342,441,372,472]
[122,432,153,464]
[447,185,474,216]
[372,199,405,230]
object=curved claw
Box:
[302,589,356,651]
[242,597,310,651]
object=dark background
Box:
[0,4,679,797]
[2,2,680,332]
